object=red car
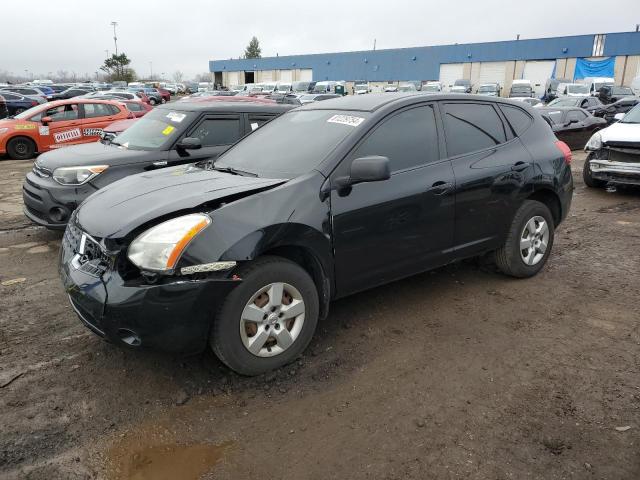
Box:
[156,88,171,103]
[121,100,153,118]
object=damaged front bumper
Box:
[59,221,241,354]
[588,145,640,185]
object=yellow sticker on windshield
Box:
[162,125,175,136]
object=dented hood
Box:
[600,121,640,144]
[75,163,286,238]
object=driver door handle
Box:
[427,181,453,195]
[511,161,531,172]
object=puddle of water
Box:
[109,436,232,480]
[117,442,232,480]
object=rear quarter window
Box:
[499,105,533,136]
[442,102,507,157]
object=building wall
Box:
[212,32,640,83]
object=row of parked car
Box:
[4,88,636,376]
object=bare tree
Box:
[172,71,184,83]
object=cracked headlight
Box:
[585,132,602,151]
[53,165,109,185]
[127,214,211,273]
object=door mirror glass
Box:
[336,156,390,188]
[176,137,202,150]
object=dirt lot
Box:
[1,152,639,480]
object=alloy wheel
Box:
[520,216,549,266]
[240,282,305,358]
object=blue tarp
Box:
[574,57,615,80]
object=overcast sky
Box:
[1,0,638,81]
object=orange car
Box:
[0,99,131,160]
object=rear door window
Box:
[499,105,533,136]
[247,114,275,132]
[442,103,507,157]
[83,103,115,118]
[567,110,587,122]
[190,116,241,146]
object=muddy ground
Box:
[1,152,639,480]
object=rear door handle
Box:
[511,162,531,172]
[427,181,453,195]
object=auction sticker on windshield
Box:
[166,112,186,123]
[162,125,175,135]
[327,114,365,127]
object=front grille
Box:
[607,148,640,164]
[64,221,111,277]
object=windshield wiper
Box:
[211,164,257,177]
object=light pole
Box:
[149,61,153,80]
[24,69,28,81]
[110,21,118,55]
[105,49,109,58]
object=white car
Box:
[583,104,640,188]
[557,83,590,97]
[422,82,443,93]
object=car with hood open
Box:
[22,99,293,229]
[58,93,573,376]
[583,103,640,188]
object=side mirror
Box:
[614,113,625,122]
[567,119,579,125]
[176,137,202,151]
[335,156,391,189]
[41,116,52,125]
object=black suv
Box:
[59,94,573,375]
[23,100,293,229]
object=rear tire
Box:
[583,153,606,188]
[494,200,555,278]
[7,136,36,160]
[149,98,157,106]
[211,256,319,376]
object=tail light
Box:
[31,100,38,106]
[555,140,572,165]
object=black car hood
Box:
[37,142,157,169]
[75,164,287,239]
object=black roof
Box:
[298,93,532,112]
[158,100,293,114]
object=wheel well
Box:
[8,135,36,149]
[527,189,561,226]
[259,246,331,321]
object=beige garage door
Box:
[226,71,240,88]
[279,70,293,82]
[439,64,464,91]
[299,69,313,82]
[478,62,507,87]
[260,70,274,82]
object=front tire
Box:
[149,98,158,106]
[211,256,319,376]
[7,136,36,160]
[583,153,606,188]
[494,200,555,278]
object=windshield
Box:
[399,85,416,92]
[548,97,579,107]
[423,85,440,92]
[612,87,633,96]
[620,104,640,124]
[511,85,532,93]
[567,84,589,94]
[213,110,370,179]
[478,85,497,92]
[454,80,469,86]
[110,108,196,151]
[14,105,45,120]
